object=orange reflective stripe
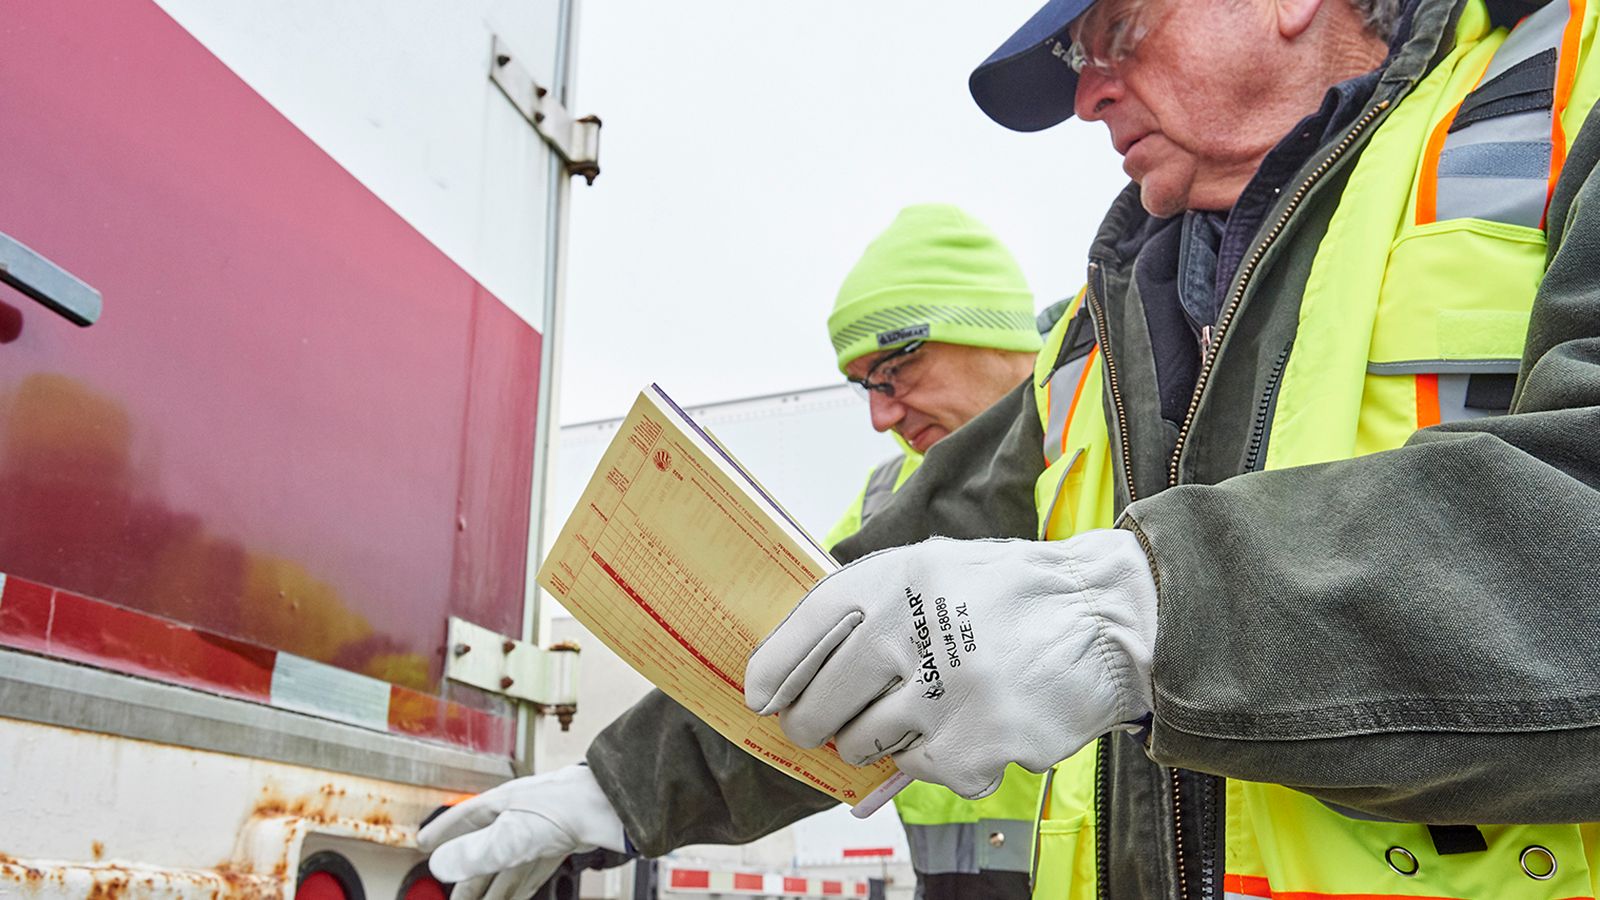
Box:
[1415,373,1442,428]
[1415,100,1461,225]
[1548,0,1587,222]
[1063,345,1100,459]
[1417,44,1502,227]
[1223,875,1593,900]
[1226,873,1273,897]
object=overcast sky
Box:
[559,0,1128,425]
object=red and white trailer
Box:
[0,1,596,897]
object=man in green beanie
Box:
[822,203,1042,546]
[820,204,1045,900]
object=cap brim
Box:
[968,0,1094,132]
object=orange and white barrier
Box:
[662,865,871,897]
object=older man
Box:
[751,0,1600,898]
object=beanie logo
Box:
[876,324,930,347]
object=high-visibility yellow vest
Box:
[1026,287,1114,900]
[1030,2,1600,897]
[820,450,922,549]
[823,454,1045,879]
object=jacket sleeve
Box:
[586,689,838,856]
[586,378,1048,853]
[1125,104,1600,824]
[832,376,1044,562]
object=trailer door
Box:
[0,0,587,774]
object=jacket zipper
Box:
[1167,100,1391,489]
[1084,262,1139,504]
[1084,259,1129,900]
[1094,733,1111,900]
[1242,342,1294,472]
[1162,100,1392,900]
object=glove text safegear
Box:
[419,764,626,900]
[744,530,1157,799]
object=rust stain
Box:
[85,875,130,900]
[0,860,48,883]
[93,841,106,860]
[1,859,283,900]
[252,783,404,834]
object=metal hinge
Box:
[489,35,602,185]
[445,617,581,730]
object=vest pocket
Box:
[1032,814,1094,900]
[1372,216,1542,368]
[1357,217,1541,451]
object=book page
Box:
[538,387,897,804]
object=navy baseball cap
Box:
[969,0,1097,132]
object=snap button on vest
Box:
[1386,846,1420,877]
[1521,845,1557,880]
[988,831,1006,848]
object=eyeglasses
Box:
[847,341,925,399]
[1066,0,1163,74]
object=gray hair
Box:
[1347,0,1405,42]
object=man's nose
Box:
[868,391,904,433]
[1074,66,1123,122]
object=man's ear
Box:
[1276,0,1323,40]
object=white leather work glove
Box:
[745,530,1158,799]
[419,764,626,900]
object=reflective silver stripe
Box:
[903,819,1035,875]
[1435,174,1552,225]
[1041,352,1090,465]
[859,455,905,523]
[903,822,978,875]
[1434,0,1570,227]
[832,304,1037,352]
[1437,140,1551,177]
[1438,373,1503,422]
[1480,0,1564,84]
[1367,358,1522,375]
[976,817,1035,873]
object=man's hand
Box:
[419,764,626,900]
[745,531,1158,798]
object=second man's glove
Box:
[745,530,1158,799]
[419,763,626,900]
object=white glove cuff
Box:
[1060,529,1158,723]
[568,764,628,853]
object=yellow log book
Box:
[537,386,900,806]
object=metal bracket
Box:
[0,229,102,326]
[445,617,580,729]
[489,35,602,185]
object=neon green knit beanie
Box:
[829,204,1040,373]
